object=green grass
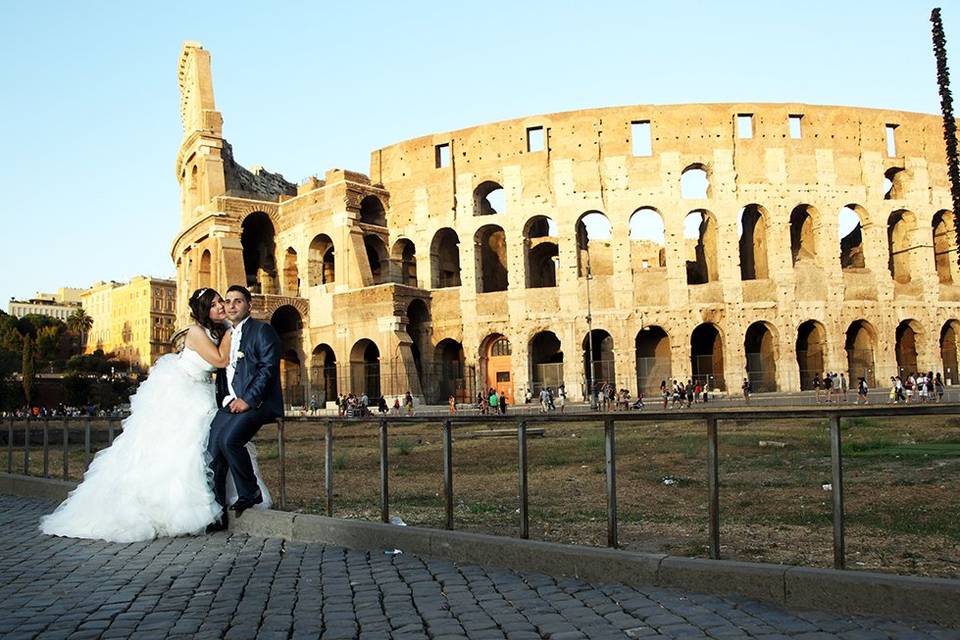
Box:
[333,452,349,470]
[844,441,960,459]
[393,438,416,456]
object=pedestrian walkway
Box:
[1,496,956,640]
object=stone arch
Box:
[529,330,563,394]
[198,249,212,288]
[392,238,418,287]
[790,204,819,265]
[474,180,505,216]
[887,209,917,284]
[349,338,381,398]
[744,321,778,392]
[582,329,615,395]
[738,204,770,280]
[240,211,278,294]
[283,247,300,296]
[845,320,877,387]
[524,215,558,288]
[629,207,666,272]
[635,326,670,393]
[684,209,718,284]
[359,195,386,226]
[310,343,337,405]
[691,323,725,390]
[840,204,868,270]
[430,228,461,288]
[895,319,922,376]
[475,224,508,293]
[308,234,335,286]
[480,333,513,401]
[940,320,960,384]
[796,320,827,390]
[884,166,908,200]
[271,305,304,406]
[436,338,468,402]
[680,163,709,199]
[364,234,389,285]
[575,211,613,277]
[932,210,958,284]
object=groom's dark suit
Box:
[210,317,283,510]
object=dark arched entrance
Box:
[796,320,827,390]
[691,323,724,390]
[271,305,303,406]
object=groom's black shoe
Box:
[230,492,263,518]
[205,513,228,533]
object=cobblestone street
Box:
[1,496,956,640]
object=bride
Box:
[40,288,271,543]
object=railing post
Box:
[23,419,30,475]
[324,420,333,517]
[443,419,454,530]
[7,417,13,474]
[379,419,389,523]
[62,420,69,480]
[277,418,287,510]
[605,418,618,548]
[84,420,91,471]
[706,416,720,560]
[830,414,845,569]
[518,420,529,539]
[42,418,49,478]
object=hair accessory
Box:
[196,288,209,299]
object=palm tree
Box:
[931,9,960,271]
[67,308,93,351]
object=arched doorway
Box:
[582,329,615,396]
[406,299,430,392]
[524,216,558,288]
[364,234,389,285]
[684,210,718,284]
[475,225,508,292]
[895,319,921,376]
[308,234,335,286]
[629,207,666,273]
[575,211,613,277]
[240,212,278,294]
[845,320,876,387]
[941,320,960,384]
[360,195,386,226]
[529,331,563,395]
[393,239,417,287]
[932,211,957,284]
[790,205,818,265]
[436,339,469,402]
[635,326,670,393]
[738,204,770,280]
[283,247,299,296]
[481,334,513,401]
[198,250,212,288]
[474,181,505,216]
[310,344,337,405]
[796,320,827,390]
[430,228,461,288]
[887,210,916,284]
[839,205,867,270]
[271,305,304,406]
[691,323,725,390]
[350,339,380,398]
[745,322,778,392]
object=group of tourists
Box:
[334,390,416,417]
[811,372,851,403]
[476,388,508,415]
[887,372,945,404]
[660,379,709,408]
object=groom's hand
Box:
[229,398,250,413]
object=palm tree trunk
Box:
[931,8,960,272]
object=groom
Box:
[209,284,283,529]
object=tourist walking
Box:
[856,377,868,404]
[741,377,751,404]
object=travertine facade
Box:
[173,42,960,406]
[8,288,82,321]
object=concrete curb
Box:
[7,473,958,627]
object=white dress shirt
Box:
[223,316,250,408]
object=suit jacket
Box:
[215,318,284,419]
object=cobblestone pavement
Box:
[2,496,957,640]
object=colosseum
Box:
[172,42,960,407]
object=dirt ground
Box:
[247,414,959,579]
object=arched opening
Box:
[430,228,461,288]
[745,321,778,392]
[681,164,709,199]
[475,225,508,292]
[635,326,670,393]
[271,305,304,406]
[283,247,300,296]
[941,320,960,385]
[350,339,380,398]
[310,343,337,405]
[895,319,921,376]
[839,205,867,270]
[932,210,957,284]
[240,212,278,294]
[629,207,666,273]
[529,331,563,395]
[684,209,718,284]
[796,320,827,390]
[884,167,907,200]
[691,323,724,390]
[887,210,916,284]
[738,204,769,280]
[364,234,389,285]
[582,329,615,396]
[198,250,212,288]
[790,205,818,265]
[359,195,386,226]
[845,320,876,387]
[308,234,335,286]
[436,338,468,402]
[524,216,558,288]
[406,299,430,390]
[393,239,418,287]
[575,211,613,277]
[473,181,506,216]
[481,333,513,402]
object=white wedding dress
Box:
[40,346,271,543]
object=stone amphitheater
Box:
[172,42,960,406]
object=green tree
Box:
[66,308,94,352]
[16,318,37,407]
[63,372,92,406]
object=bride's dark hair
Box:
[188,288,226,342]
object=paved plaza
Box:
[0,496,956,640]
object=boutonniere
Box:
[236,351,246,360]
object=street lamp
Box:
[585,258,597,410]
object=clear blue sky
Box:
[1,1,959,307]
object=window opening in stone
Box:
[529,331,563,395]
[895,319,921,376]
[631,121,652,156]
[309,234,335,286]
[885,124,898,157]
[524,216,559,288]
[684,209,717,284]
[691,323,724,390]
[583,329,615,395]
[272,305,304,405]
[883,167,906,200]
[240,211,279,294]
[738,204,769,280]
[839,205,866,270]
[393,239,418,287]
[680,165,709,199]
[933,210,958,284]
[475,225,508,293]
[796,320,826,390]
[311,343,337,404]
[406,299,430,388]
[744,321,777,392]
[737,114,753,139]
[940,320,960,385]
[283,247,300,297]
[789,114,802,139]
[629,207,666,272]
[364,234,389,285]
[435,143,450,168]
[526,126,544,152]
[474,181,506,216]
[887,210,915,284]
[349,339,380,398]
[359,195,386,226]
[845,320,876,387]
[436,338,468,402]
[789,205,817,265]
[575,211,613,277]
[198,250,212,288]
[635,326,670,393]
[430,228,461,288]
